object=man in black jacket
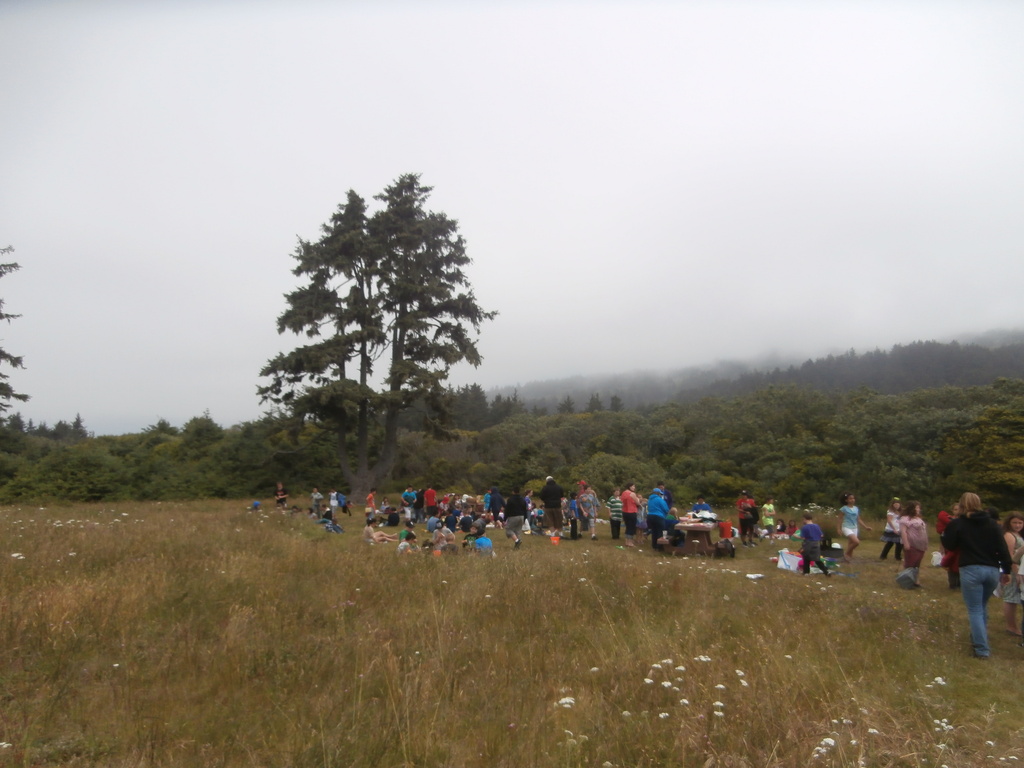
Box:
[538,476,564,537]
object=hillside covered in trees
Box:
[2,361,1023,512]
[488,338,1024,415]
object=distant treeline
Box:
[2,375,1023,513]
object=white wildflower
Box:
[713,711,725,717]
[643,678,655,685]
[661,681,672,688]
[557,697,575,708]
[621,711,631,717]
[679,699,689,705]
[658,712,669,719]
[735,670,745,677]
[714,684,726,690]
[590,667,599,673]
[712,701,724,708]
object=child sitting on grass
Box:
[397,531,419,554]
[798,512,831,577]
[473,530,494,556]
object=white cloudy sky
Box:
[2,0,1022,435]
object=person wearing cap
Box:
[647,486,670,552]
[538,476,564,536]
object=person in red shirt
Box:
[736,490,758,547]
[620,482,641,547]
[936,504,957,553]
[425,486,438,519]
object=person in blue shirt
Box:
[647,487,670,551]
[474,531,494,556]
[839,492,873,563]
[798,512,831,576]
[691,496,713,515]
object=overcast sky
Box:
[2,1,1022,435]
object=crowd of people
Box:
[269,479,1022,660]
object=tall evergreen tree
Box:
[259,175,494,496]
[0,248,27,412]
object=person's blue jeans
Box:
[959,564,1000,657]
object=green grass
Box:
[0,501,1021,767]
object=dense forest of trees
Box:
[2,372,1023,513]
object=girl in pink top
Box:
[620,482,641,547]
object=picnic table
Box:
[668,520,716,556]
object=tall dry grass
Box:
[0,501,1021,767]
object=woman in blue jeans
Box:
[940,492,1012,659]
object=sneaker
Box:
[514,539,521,550]
[591,535,597,540]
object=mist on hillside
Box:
[487,330,1024,413]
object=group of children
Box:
[363,516,496,556]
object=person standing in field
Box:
[760,497,777,541]
[798,511,831,576]
[607,487,623,540]
[424,485,438,522]
[578,482,599,540]
[936,504,956,554]
[620,482,641,547]
[880,499,903,561]
[365,488,377,521]
[646,486,670,551]
[274,482,288,511]
[999,513,1024,637]
[839,492,873,563]
[504,487,527,549]
[310,487,324,517]
[539,476,564,537]
[736,490,758,547]
[898,500,928,588]
[941,492,1012,659]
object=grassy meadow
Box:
[0,500,1021,767]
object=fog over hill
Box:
[488,330,1024,413]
